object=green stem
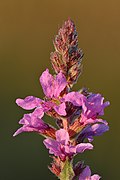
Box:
[59,159,74,180]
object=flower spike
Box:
[14,19,110,180]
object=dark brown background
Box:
[0,0,119,179]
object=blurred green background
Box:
[0,0,119,179]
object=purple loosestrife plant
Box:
[14,19,110,180]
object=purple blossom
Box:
[79,166,101,180]
[39,69,67,116]
[16,70,89,117]
[63,92,109,129]
[63,92,110,117]
[78,123,109,142]
[16,69,67,116]
[63,92,85,107]
[43,129,93,161]
[81,93,110,121]
[40,69,67,98]
[13,107,49,136]
[65,92,109,125]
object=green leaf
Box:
[59,159,75,180]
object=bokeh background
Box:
[1,0,120,179]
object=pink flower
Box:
[63,91,86,107]
[16,69,67,116]
[14,70,86,137]
[64,92,109,126]
[80,93,110,125]
[13,107,55,137]
[78,123,109,142]
[39,69,67,116]
[43,129,93,161]
[82,93,110,117]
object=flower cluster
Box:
[14,19,109,180]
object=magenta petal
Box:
[89,123,109,136]
[13,127,25,136]
[79,166,101,180]
[56,129,69,145]
[29,115,45,128]
[80,115,95,125]
[91,175,101,180]
[79,123,109,142]
[40,69,54,98]
[19,114,31,125]
[85,118,108,126]
[99,101,110,116]
[76,143,93,153]
[65,146,76,155]
[43,138,60,156]
[53,71,67,97]
[16,96,41,110]
[13,111,48,136]
[40,69,67,98]
[13,126,39,136]
[79,166,91,180]
[41,101,55,112]
[19,107,45,126]
[31,107,44,119]
[54,102,66,116]
[83,93,110,118]
[81,114,108,126]
[64,92,85,106]
[96,119,108,125]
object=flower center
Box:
[52,98,61,105]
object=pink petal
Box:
[43,138,60,156]
[76,143,93,153]
[54,102,66,116]
[13,126,38,136]
[56,129,69,145]
[79,123,109,142]
[13,110,47,136]
[79,166,91,180]
[91,175,101,180]
[65,146,76,154]
[79,166,101,180]
[53,71,67,97]
[32,107,44,119]
[80,115,108,126]
[40,69,54,98]
[64,92,86,106]
[41,101,55,112]
[16,96,41,110]
[82,93,110,118]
